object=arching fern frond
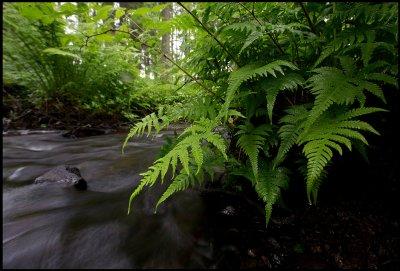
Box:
[304,63,390,131]
[223,60,298,115]
[155,146,225,211]
[127,119,228,214]
[122,112,163,153]
[299,107,386,203]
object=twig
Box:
[298,2,318,36]
[79,27,219,99]
[177,2,240,66]
[238,2,285,55]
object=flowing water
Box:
[3,130,213,268]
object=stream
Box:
[3,130,213,268]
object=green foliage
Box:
[127,118,228,214]
[233,160,289,225]
[122,2,397,227]
[299,107,386,202]
[236,123,272,178]
[224,60,299,114]
[4,2,397,227]
[3,2,188,121]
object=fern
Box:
[127,119,228,214]
[299,107,386,202]
[223,60,298,115]
[240,30,263,54]
[261,73,305,123]
[236,123,272,178]
[123,97,223,153]
[274,105,310,166]
[122,112,163,153]
[232,160,289,225]
[121,2,397,227]
[304,61,392,131]
[223,21,258,34]
[155,146,225,210]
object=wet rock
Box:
[3,117,11,131]
[34,165,87,190]
[247,248,257,258]
[220,206,236,216]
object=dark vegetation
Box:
[3,2,399,269]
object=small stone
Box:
[247,249,256,258]
[34,165,87,190]
[220,206,235,216]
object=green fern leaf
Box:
[191,140,204,174]
[155,170,192,211]
[262,73,304,123]
[240,31,263,54]
[236,123,271,178]
[224,60,298,115]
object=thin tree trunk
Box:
[161,4,173,64]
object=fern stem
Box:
[177,2,240,67]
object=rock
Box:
[34,165,87,190]
[3,118,11,131]
[220,206,236,216]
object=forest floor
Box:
[201,189,400,269]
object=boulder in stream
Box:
[34,165,87,190]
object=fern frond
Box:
[240,31,263,54]
[358,81,386,103]
[299,106,386,202]
[155,169,193,211]
[155,145,226,211]
[236,123,272,178]
[304,66,387,130]
[338,107,388,120]
[262,73,305,123]
[232,160,289,226]
[224,60,298,115]
[274,105,309,166]
[360,42,377,66]
[122,112,164,153]
[306,68,350,127]
[367,73,397,87]
[128,120,228,214]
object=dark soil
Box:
[200,190,400,269]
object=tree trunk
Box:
[161,4,173,63]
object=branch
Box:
[298,2,318,35]
[238,2,285,55]
[177,2,240,67]
[79,27,219,99]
